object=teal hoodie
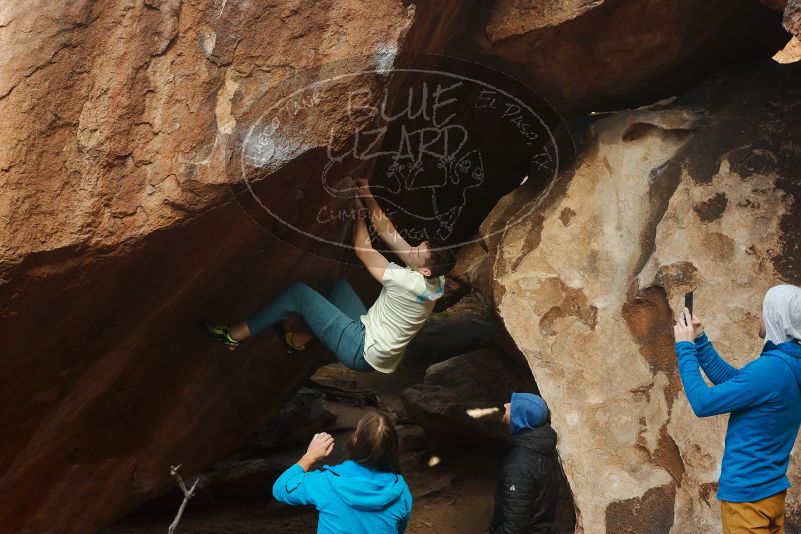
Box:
[272,460,412,534]
[676,334,801,502]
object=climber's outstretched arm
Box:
[353,203,389,282]
[356,178,413,263]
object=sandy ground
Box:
[105,363,505,534]
[106,451,500,534]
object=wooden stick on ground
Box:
[168,465,199,534]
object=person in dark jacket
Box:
[489,392,559,534]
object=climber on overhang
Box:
[201,177,456,374]
[674,284,801,533]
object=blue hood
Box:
[765,339,801,388]
[321,461,406,511]
[510,392,549,434]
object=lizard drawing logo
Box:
[231,53,569,264]
[321,89,485,241]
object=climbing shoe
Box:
[274,323,306,354]
[200,321,240,350]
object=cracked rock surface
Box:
[480,0,789,111]
[492,61,801,533]
[0,1,453,531]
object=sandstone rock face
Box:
[493,62,801,533]
[0,1,477,531]
[480,0,788,111]
[787,0,801,37]
[773,36,801,63]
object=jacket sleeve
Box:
[676,341,775,417]
[271,464,325,507]
[693,334,738,385]
[489,462,536,534]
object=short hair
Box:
[424,239,456,278]
[346,411,401,474]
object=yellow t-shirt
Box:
[360,262,445,373]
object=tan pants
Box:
[721,491,787,534]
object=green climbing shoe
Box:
[274,324,306,354]
[200,321,240,349]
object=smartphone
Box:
[684,292,694,316]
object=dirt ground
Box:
[107,451,500,534]
[106,363,505,534]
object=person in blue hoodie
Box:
[272,410,412,534]
[489,392,559,534]
[674,284,801,533]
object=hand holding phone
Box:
[678,291,703,339]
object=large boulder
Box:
[492,61,801,533]
[0,1,479,531]
[2,0,796,531]
[479,0,788,111]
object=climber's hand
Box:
[355,177,371,198]
[298,432,335,471]
[306,432,335,460]
[673,308,696,343]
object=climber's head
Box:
[347,411,401,474]
[503,393,550,433]
[407,239,456,278]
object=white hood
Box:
[763,284,801,345]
